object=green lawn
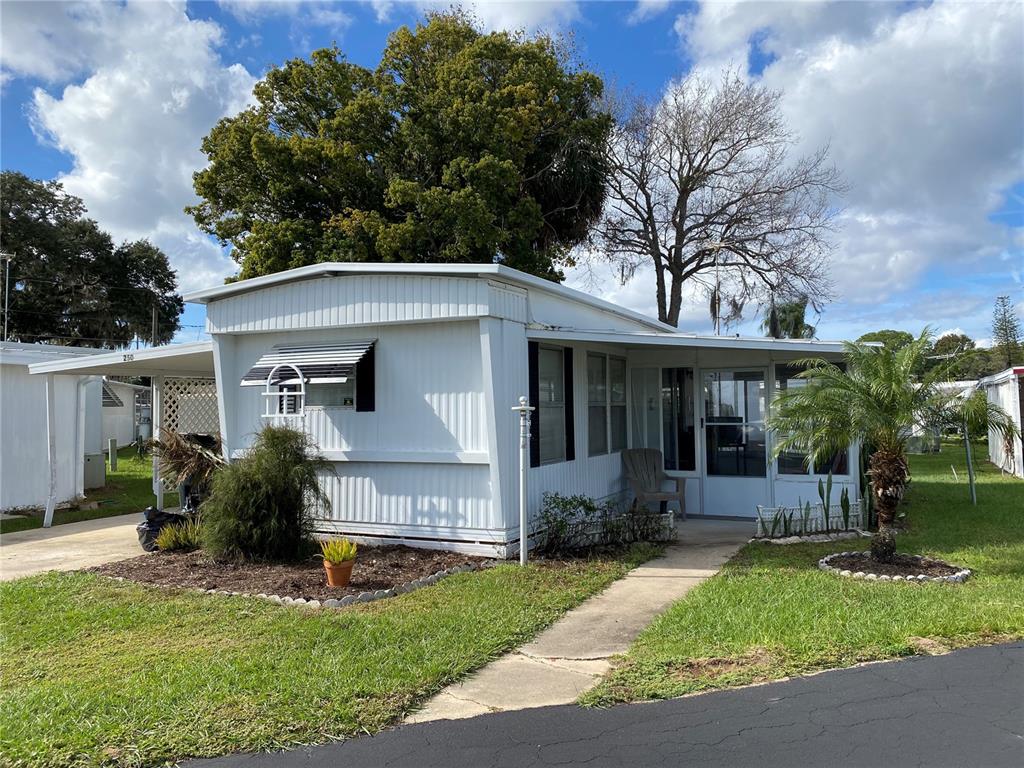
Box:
[0,546,657,768]
[1,448,155,535]
[584,445,1024,706]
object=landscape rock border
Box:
[751,530,872,546]
[818,551,971,583]
[103,561,491,609]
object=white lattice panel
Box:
[163,378,219,436]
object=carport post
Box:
[43,374,57,528]
[152,375,164,509]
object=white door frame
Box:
[698,365,770,518]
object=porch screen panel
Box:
[630,368,661,450]
[661,368,696,471]
[703,370,766,477]
[775,365,849,475]
[609,357,627,451]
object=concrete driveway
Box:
[188,642,1024,768]
[0,513,145,581]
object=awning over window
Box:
[240,340,376,387]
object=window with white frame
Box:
[305,380,356,408]
[588,353,627,456]
[538,346,567,464]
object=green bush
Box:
[536,492,674,556]
[155,517,203,552]
[201,426,331,561]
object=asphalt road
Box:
[189,642,1024,768]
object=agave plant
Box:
[768,329,1019,561]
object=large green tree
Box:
[188,13,611,281]
[761,295,816,339]
[0,172,182,348]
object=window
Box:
[587,354,607,455]
[775,365,849,475]
[305,380,356,408]
[538,346,567,464]
[662,368,696,471]
[588,353,627,456]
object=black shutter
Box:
[528,341,540,468]
[355,344,375,412]
[563,347,575,461]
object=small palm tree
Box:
[768,329,1019,561]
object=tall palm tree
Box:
[762,295,816,339]
[768,330,1019,561]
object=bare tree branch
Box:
[594,70,846,327]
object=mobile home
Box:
[32,263,861,553]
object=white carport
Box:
[28,341,218,525]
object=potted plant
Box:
[321,538,357,587]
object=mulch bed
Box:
[89,546,485,601]
[825,553,960,578]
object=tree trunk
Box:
[866,449,909,562]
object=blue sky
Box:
[1,1,1021,344]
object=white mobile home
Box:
[1,342,104,512]
[32,264,861,555]
[101,379,148,448]
[980,367,1023,478]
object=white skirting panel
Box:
[317,461,497,535]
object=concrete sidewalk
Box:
[0,513,145,581]
[407,518,750,722]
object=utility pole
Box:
[1,251,13,342]
[151,301,158,347]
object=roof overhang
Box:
[28,341,215,378]
[978,366,1024,387]
[526,328,850,355]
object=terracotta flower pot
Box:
[323,559,355,588]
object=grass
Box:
[1,448,155,535]
[0,544,659,768]
[583,444,1024,706]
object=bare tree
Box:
[596,71,845,327]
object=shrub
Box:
[320,538,357,564]
[150,429,225,506]
[155,517,203,552]
[535,492,673,557]
[202,426,331,562]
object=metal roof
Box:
[182,262,676,334]
[28,341,215,377]
[525,328,851,355]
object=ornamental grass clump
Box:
[155,517,203,552]
[202,426,331,562]
[320,537,357,564]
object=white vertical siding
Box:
[207,275,491,334]
[985,375,1023,477]
[316,463,496,535]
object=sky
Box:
[1,0,1021,345]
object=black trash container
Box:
[136,506,185,552]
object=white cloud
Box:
[217,1,353,35]
[8,2,257,294]
[581,1,1023,342]
[367,1,580,31]
[628,0,671,26]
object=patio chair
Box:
[622,448,686,519]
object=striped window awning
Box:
[240,340,376,387]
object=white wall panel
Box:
[207,275,490,334]
[316,462,496,534]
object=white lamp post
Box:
[511,395,535,565]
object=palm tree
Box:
[768,330,1019,561]
[762,295,816,339]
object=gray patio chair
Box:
[622,448,686,519]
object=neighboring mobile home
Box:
[101,379,148,448]
[31,263,861,555]
[980,366,1024,478]
[1,342,104,513]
